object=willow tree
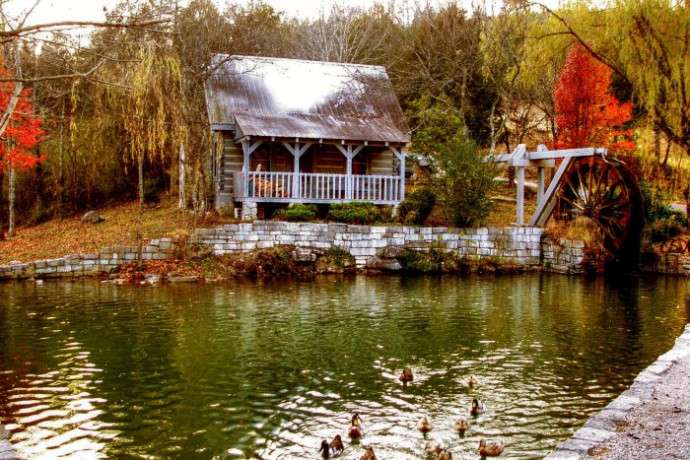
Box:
[606,0,690,158]
[123,40,186,266]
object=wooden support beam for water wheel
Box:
[553,156,644,255]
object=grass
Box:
[0,197,216,265]
[0,181,540,266]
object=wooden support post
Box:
[336,144,363,200]
[283,141,312,199]
[537,166,545,205]
[390,147,406,202]
[516,166,525,226]
[241,140,261,197]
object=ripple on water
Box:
[0,276,688,459]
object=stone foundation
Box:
[187,222,602,273]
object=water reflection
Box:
[0,274,687,459]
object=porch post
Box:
[283,141,312,199]
[391,146,406,202]
[240,140,262,197]
[336,144,363,200]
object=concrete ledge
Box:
[545,323,690,459]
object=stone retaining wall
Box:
[640,252,690,276]
[187,222,598,273]
[0,223,599,280]
[0,237,184,280]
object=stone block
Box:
[47,259,65,267]
[36,267,57,275]
[124,253,137,260]
[241,242,257,251]
[152,253,168,260]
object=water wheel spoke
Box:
[575,165,589,202]
[558,194,586,212]
[591,163,611,197]
[562,174,582,202]
[596,193,628,213]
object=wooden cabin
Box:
[204,55,411,219]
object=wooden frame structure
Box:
[494,144,608,226]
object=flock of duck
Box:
[317,368,504,460]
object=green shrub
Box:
[328,202,380,224]
[398,186,437,225]
[434,138,497,227]
[640,181,687,243]
[650,216,686,243]
[641,181,675,222]
[274,204,317,222]
[325,246,356,267]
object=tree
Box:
[553,42,634,153]
[435,137,498,227]
[0,60,45,239]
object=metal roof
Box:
[204,55,410,144]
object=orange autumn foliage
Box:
[554,43,635,154]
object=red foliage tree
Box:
[554,42,635,153]
[0,63,45,172]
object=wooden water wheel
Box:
[553,156,644,255]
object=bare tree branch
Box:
[0,19,170,38]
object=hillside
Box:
[0,198,198,265]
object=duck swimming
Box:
[454,416,469,433]
[478,439,504,459]
[424,439,443,455]
[470,398,485,416]
[360,446,377,460]
[319,439,331,459]
[437,449,453,460]
[329,434,344,457]
[349,413,364,438]
[399,367,414,384]
[417,416,433,434]
[467,374,479,386]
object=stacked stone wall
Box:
[187,222,596,271]
[0,237,183,280]
[0,223,600,280]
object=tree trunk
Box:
[178,142,186,208]
[137,155,144,270]
[8,160,15,238]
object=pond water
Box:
[0,274,688,460]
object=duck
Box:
[330,434,344,457]
[470,398,485,416]
[424,439,443,455]
[349,413,364,438]
[417,416,433,434]
[437,449,453,460]
[467,374,479,386]
[399,367,414,384]
[454,416,469,433]
[478,439,504,459]
[360,446,377,460]
[319,439,331,459]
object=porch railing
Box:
[234,172,403,203]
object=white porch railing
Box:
[234,172,403,203]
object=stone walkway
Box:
[546,323,690,459]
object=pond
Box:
[0,274,688,459]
